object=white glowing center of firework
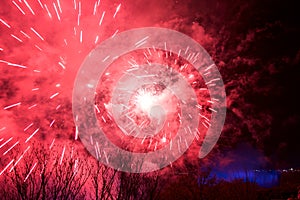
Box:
[135,90,158,113]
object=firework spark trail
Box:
[23,0,35,15]
[9,146,31,172]
[59,145,66,165]
[77,1,82,26]
[44,4,52,19]
[135,36,149,48]
[75,126,79,140]
[0,59,27,69]
[93,1,97,15]
[20,30,31,38]
[50,92,59,99]
[0,18,11,28]
[10,34,23,43]
[94,145,99,159]
[30,27,45,41]
[49,138,55,149]
[57,0,62,13]
[24,162,37,182]
[28,104,37,109]
[25,128,40,143]
[58,61,66,69]
[99,11,105,26]
[0,159,14,176]
[3,102,21,110]
[94,35,99,44]
[37,0,44,9]
[111,29,119,38]
[32,87,39,91]
[12,1,26,15]
[80,30,83,43]
[113,3,121,18]
[35,44,43,51]
[3,141,19,156]
[0,137,13,149]
[53,3,61,21]
[50,120,56,127]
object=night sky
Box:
[0,0,300,176]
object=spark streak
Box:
[11,34,23,42]
[3,141,19,156]
[9,146,31,172]
[95,105,100,113]
[135,36,149,48]
[111,29,119,38]
[28,104,37,109]
[24,123,34,131]
[209,107,217,113]
[53,3,61,21]
[57,0,62,13]
[0,137,13,149]
[80,30,83,43]
[205,64,215,71]
[32,87,39,91]
[35,45,42,51]
[93,1,97,15]
[23,0,35,15]
[25,128,40,143]
[58,61,66,69]
[50,120,55,127]
[75,126,78,140]
[49,138,55,149]
[59,145,66,165]
[0,159,14,176]
[95,35,99,44]
[12,1,26,15]
[37,0,44,9]
[102,55,110,62]
[77,1,81,26]
[24,162,37,182]
[4,102,21,110]
[50,92,59,99]
[99,11,105,26]
[0,18,11,28]
[7,62,27,69]
[44,4,52,19]
[30,27,45,41]
[20,30,31,39]
[113,3,121,18]
[185,46,189,54]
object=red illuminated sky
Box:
[0,0,299,173]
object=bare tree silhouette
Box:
[91,161,117,200]
[1,144,90,200]
[0,143,163,200]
